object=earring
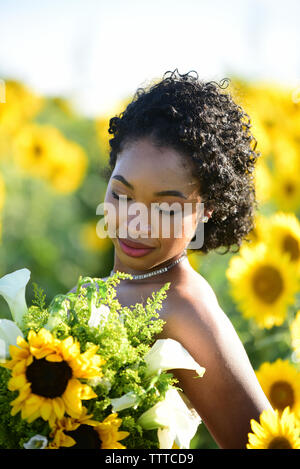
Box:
[202,216,209,223]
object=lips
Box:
[118,238,155,249]
[117,237,156,258]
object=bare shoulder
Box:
[162,271,229,335]
[158,272,271,448]
[161,271,252,368]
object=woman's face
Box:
[104,137,203,272]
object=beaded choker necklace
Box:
[110,250,187,280]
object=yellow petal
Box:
[27,410,41,423]
[8,373,27,390]
[9,344,29,360]
[16,336,29,349]
[10,359,27,375]
[52,397,65,420]
[21,398,41,420]
[46,353,63,362]
[40,400,53,421]
[80,383,97,400]
[62,379,83,417]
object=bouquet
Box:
[0,268,205,449]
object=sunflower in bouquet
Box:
[0,268,205,449]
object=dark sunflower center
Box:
[269,381,295,411]
[268,436,293,449]
[282,234,300,261]
[33,144,43,158]
[26,357,72,398]
[252,265,284,304]
[63,425,102,449]
[284,182,295,196]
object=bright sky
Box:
[0,0,299,117]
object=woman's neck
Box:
[111,250,192,284]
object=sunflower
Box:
[186,251,201,271]
[262,212,300,274]
[90,413,130,449]
[95,98,131,159]
[226,242,300,329]
[247,407,300,449]
[12,123,87,193]
[290,310,300,360]
[253,158,272,205]
[1,328,105,426]
[49,410,129,449]
[256,359,300,419]
[80,220,112,252]
[270,163,300,213]
[47,140,87,194]
[12,124,64,180]
[48,407,99,449]
[0,80,43,136]
[243,213,267,247]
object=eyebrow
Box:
[112,174,188,199]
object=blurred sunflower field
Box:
[0,77,300,449]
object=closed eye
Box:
[111,190,132,201]
[157,208,176,216]
[112,190,179,216]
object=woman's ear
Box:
[202,208,213,223]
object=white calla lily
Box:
[137,388,201,449]
[23,434,48,449]
[110,391,140,412]
[144,338,206,378]
[0,268,30,327]
[88,303,110,328]
[0,319,24,362]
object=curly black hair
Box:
[102,68,261,255]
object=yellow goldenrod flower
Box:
[256,359,300,419]
[247,407,300,449]
[226,242,300,329]
[1,328,105,426]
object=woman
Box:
[72,69,272,449]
